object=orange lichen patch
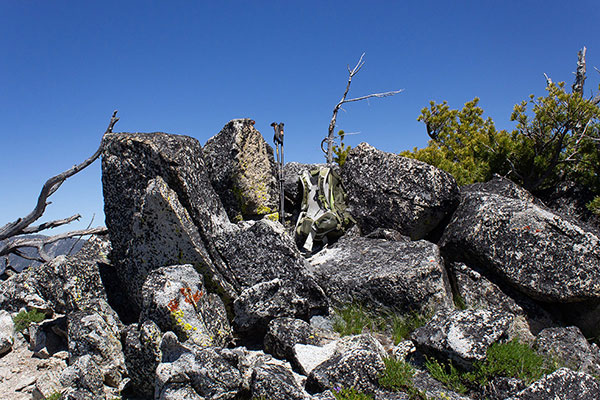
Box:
[168,299,179,312]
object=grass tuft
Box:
[332,387,374,400]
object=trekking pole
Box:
[271,122,285,224]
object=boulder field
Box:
[1,119,600,399]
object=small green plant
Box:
[453,292,467,310]
[44,392,63,400]
[424,339,560,394]
[332,130,352,167]
[332,387,374,400]
[332,304,378,336]
[378,357,430,399]
[424,357,468,394]
[389,312,430,345]
[475,339,555,385]
[13,309,46,332]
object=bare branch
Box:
[0,111,118,241]
[0,227,108,262]
[544,73,553,86]
[343,89,404,104]
[325,54,402,164]
[21,214,81,235]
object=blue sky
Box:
[1,1,599,234]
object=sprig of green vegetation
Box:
[332,304,380,336]
[378,358,431,399]
[13,309,46,332]
[424,339,560,394]
[389,312,430,345]
[332,387,374,400]
[332,304,431,343]
[44,392,63,400]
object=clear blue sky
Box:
[1,1,599,234]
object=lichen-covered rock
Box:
[411,370,473,400]
[251,363,311,400]
[0,235,111,314]
[68,304,127,387]
[156,332,242,400]
[203,119,279,221]
[441,177,600,304]
[122,320,162,398]
[102,131,233,311]
[411,309,513,369]
[306,334,387,394]
[140,264,232,347]
[295,341,338,377]
[0,310,14,356]
[450,262,555,340]
[234,278,328,336]
[308,236,452,313]
[60,354,105,400]
[264,317,313,361]
[341,143,459,239]
[122,176,236,310]
[535,326,600,376]
[507,368,600,400]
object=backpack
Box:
[295,166,354,252]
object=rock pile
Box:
[1,119,599,399]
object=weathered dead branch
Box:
[325,53,403,164]
[0,111,118,263]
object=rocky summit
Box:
[1,121,600,400]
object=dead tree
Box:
[0,111,119,263]
[325,53,403,164]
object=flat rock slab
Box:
[341,142,459,239]
[411,308,513,368]
[308,236,452,313]
[441,178,600,303]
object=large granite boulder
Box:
[0,310,14,356]
[441,176,600,304]
[155,332,242,400]
[60,354,106,400]
[203,119,279,221]
[214,219,329,334]
[68,305,127,388]
[535,326,600,376]
[308,236,452,313]
[102,131,233,311]
[507,368,600,400]
[341,143,459,239]
[306,334,387,395]
[122,320,162,398]
[411,308,514,369]
[140,264,232,347]
[0,235,111,314]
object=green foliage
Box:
[587,195,600,215]
[13,309,46,332]
[389,312,430,345]
[332,304,379,336]
[475,339,556,385]
[332,304,430,342]
[453,292,467,311]
[424,357,468,394]
[401,98,515,186]
[44,392,63,400]
[404,80,600,206]
[332,387,374,400]
[425,339,559,394]
[332,130,352,167]
[378,358,430,399]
